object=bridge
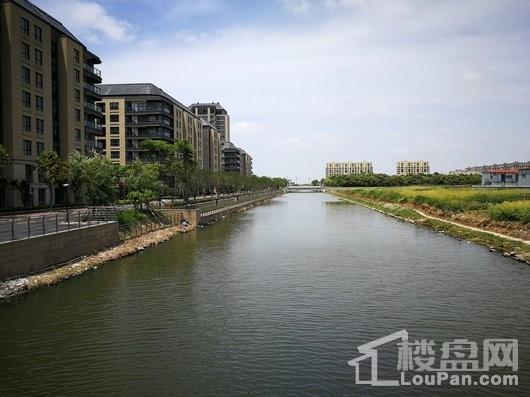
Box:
[285,185,325,193]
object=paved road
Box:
[0,210,95,243]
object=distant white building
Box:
[325,161,373,177]
[396,160,430,175]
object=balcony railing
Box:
[85,120,103,133]
[84,83,102,96]
[83,63,102,78]
[84,102,103,114]
[126,105,171,114]
[126,118,172,127]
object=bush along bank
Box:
[332,190,530,265]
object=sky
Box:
[34,0,530,181]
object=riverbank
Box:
[0,193,282,301]
[331,190,530,265]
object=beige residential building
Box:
[190,102,230,143]
[0,0,103,208]
[396,160,430,175]
[97,83,221,172]
[325,161,373,177]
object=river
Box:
[1,193,528,396]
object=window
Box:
[22,91,31,107]
[75,128,81,141]
[25,164,33,182]
[34,49,42,65]
[110,151,120,159]
[22,66,30,84]
[75,109,81,122]
[38,188,46,205]
[21,17,29,36]
[35,95,44,111]
[75,88,80,102]
[74,69,80,83]
[23,140,32,156]
[110,114,119,123]
[35,72,43,88]
[74,49,80,63]
[110,102,119,110]
[110,126,119,134]
[36,142,44,155]
[34,25,42,42]
[21,42,30,60]
[36,119,44,134]
[23,115,31,132]
[98,103,106,113]
[110,138,120,147]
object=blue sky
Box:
[34,0,530,181]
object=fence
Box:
[0,209,115,244]
[117,212,184,241]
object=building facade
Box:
[223,141,252,175]
[325,161,373,177]
[200,119,222,172]
[190,102,230,143]
[0,0,103,208]
[97,83,221,172]
[482,168,530,188]
[396,160,430,175]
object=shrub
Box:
[117,209,149,225]
[487,201,530,223]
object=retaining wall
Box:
[0,223,119,281]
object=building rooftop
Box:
[190,102,227,111]
[100,83,194,115]
[200,119,217,129]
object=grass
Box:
[340,186,530,223]
[117,209,150,225]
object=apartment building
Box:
[223,141,253,176]
[396,160,430,175]
[0,0,103,208]
[325,161,373,177]
[200,119,222,172]
[190,102,230,143]
[97,83,221,171]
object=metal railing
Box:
[0,209,112,243]
[117,212,180,241]
[83,63,102,78]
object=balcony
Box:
[126,105,171,114]
[83,63,102,83]
[84,101,103,117]
[84,83,102,99]
[126,118,172,127]
[85,120,103,134]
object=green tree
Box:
[37,151,65,208]
[68,153,118,205]
[123,161,162,209]
[311,179,320,186]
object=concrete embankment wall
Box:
[0,223,119,281]
[160,192,281,227]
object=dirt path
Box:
[411,208,530,245]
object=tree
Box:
[0,144,8,171]
[123,161,162,209]
[0,145,9,206]
[37,151,65,208]
[311,179,320,186]
[67,153,118,205]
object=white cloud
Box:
[99,0,530,179]
[37,0,133,43]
